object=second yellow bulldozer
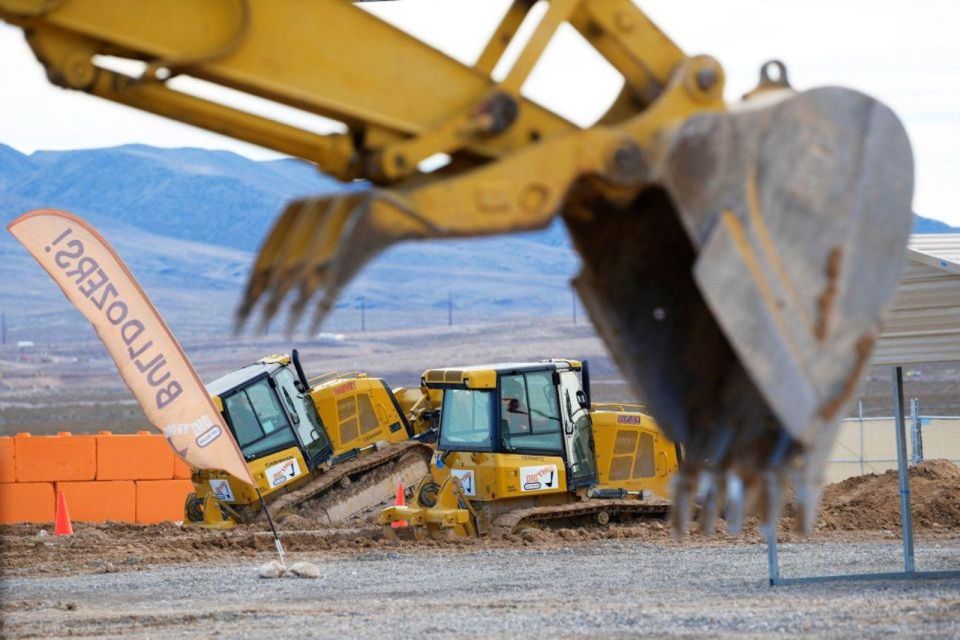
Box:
[380,359,677,538]
[185,349,440,527]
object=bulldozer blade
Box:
[568,86,913,513]
[236,189,436,334]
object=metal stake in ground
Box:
[258,489,286,568]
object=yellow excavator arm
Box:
[0,0,915,532]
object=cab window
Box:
[439,389,495,450]
[274,368,330,460]
[500,372,563,454]
[224,378,297,458]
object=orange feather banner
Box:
[8,209,253,485]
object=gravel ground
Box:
[3,538,960,638]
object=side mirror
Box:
[576,389,588,409]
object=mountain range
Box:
[0,143,954,342]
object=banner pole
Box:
[257,489,286,568]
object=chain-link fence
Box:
[827,400,960,482]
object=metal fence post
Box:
[858,400,864,475]
[765,525,781,586]
[910,398,924,464]
[892,366,915,574]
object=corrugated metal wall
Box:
[874,234,960,365]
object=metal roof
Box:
[873,234,960,366]
[205,362,279,397]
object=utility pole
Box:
[447,291,453,327]
[360,296,366,332]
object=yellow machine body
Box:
[381,360,677,538]
[309,374,414,452]
[590,408,676,500]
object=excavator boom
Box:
[0,0,915,532]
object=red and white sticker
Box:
[266,457,302,488]
[450,468,476,496]
[520,464,559,492]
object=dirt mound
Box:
[815,459,960,531]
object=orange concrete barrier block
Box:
[173,455,193,479]
[0,437,15,483]
[56,481,136,523]
[97,431,174,480]
[136,479,194,524]
[0,482,55,523]
[15,433,97,482]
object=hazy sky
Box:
[1,0,957,223]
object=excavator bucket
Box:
[567,86,913,529]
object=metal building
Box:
[875,234,960,365]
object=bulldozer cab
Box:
[425,360,596,489]
[207,356,334,469]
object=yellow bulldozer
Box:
[1,0,916,533]
[380,360,678,538]
[186,349,439,527]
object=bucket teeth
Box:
[669,471,696,539]
[723,470,746,535]
[695,470,724,536]
[759,469,787,538]
[789,464,826,534]
[234,202,304,333]
[236,190,434,335]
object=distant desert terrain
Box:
[2,315,957,437]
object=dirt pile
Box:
[815,459,960,531]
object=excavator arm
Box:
[0,0,915,533]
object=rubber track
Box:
[490,498,670,535]
[267,441,434,516]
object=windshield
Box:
[274,368,331,460]
[224,378,297,459]
[500,371,563,454]
[438,389,495,451]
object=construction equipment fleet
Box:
[1,0,916,532]
[187,349,439,527]
[380,360,677,538]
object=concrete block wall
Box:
[0,432,194,524]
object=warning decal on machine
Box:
[520,464,559,492]
[451,468,476,496]
[266,457,302,488]
[209,478,235,503]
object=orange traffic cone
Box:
[391,482,408,529]
[54,490,73,536]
